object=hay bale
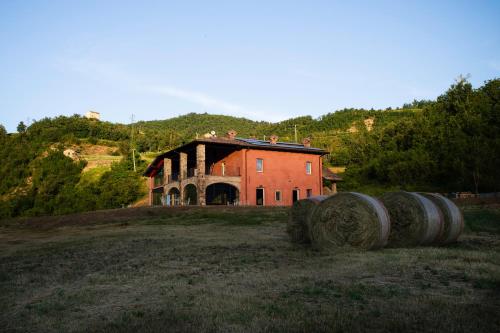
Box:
[287,196,328,243]
[380,192,443,247]
[419,193,464,244]
[309,192,390,250]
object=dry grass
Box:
[0,206,499,333]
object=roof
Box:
[144,136,328,176]
[236,138,325,152]
[322,167,343,181]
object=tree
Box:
[28,150,87,215]
[17,121,27,133]
[0,124,6,138]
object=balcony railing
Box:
[161,166,241,185]
[167,173,179,184]
[153,174,164,187]
[207,166,241,177]
[187,168,197,178]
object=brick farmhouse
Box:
[143,131,328,206]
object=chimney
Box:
[270,135,278,144]
[302,137,311,147]
[226,129,237,140]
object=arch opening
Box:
[152,187,164,206]
[166,187,181,206]
[184,184,198,205]
[206,183,239,205]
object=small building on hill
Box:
[85,111,100,120]
[322,166,342,194]
[143,131,328,206]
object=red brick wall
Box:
[209,150,243,177]
[241,149,322,206]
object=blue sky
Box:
[1,0,499,132]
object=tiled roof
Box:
[322,166,343,181]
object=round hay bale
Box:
[380,192,443,247]
[418,192,464,244]
[309,192,390,250]
[287,195,328,243]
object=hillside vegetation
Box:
[133,108,421,153]
[0,78,498,217]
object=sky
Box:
[1,0,499,132]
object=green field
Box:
[0,206,499,332]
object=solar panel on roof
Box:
[236,138,323,151]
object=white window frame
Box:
[306,161,312,175]
[275,190,282,202]
[256,158,264,172]
[221,162,225,176]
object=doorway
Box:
[256,188,264,206]
[292,189,300,203]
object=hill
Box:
[0,107,419,218]
[133,109,420,152]
[0,77,499,218]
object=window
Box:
[307,189,313,198]
[221,162,225,176]
[306,161,312,175]
[275,190,281,202]
[292,189,300,203]
[256,158,264,172]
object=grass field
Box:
[1,206,499,332]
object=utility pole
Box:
[131,114,136,172]
[294,124,298,143]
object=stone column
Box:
[196,144,206,176]
[179,152,188,180]
[179,152,187,205]
[163,158,171,184]
[196,144,206,205]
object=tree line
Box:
[0,126,145,218]
[0,77,498,217]
[339,78,500,194]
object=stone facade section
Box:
[196,144,206,205]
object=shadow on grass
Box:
[137,208,289,226]
[464,208,500,234]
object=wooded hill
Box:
[133,107,420,154]
[0,78,498,218]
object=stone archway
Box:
[184,184,197,205]
[167,187,180,206]
[206,183,239,205]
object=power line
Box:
[130,114,136,172]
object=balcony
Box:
[167,173,179,184]
[160,165,241,186]
[153,173,164,187]
[187,168,197,178]
[206,165,240,177]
